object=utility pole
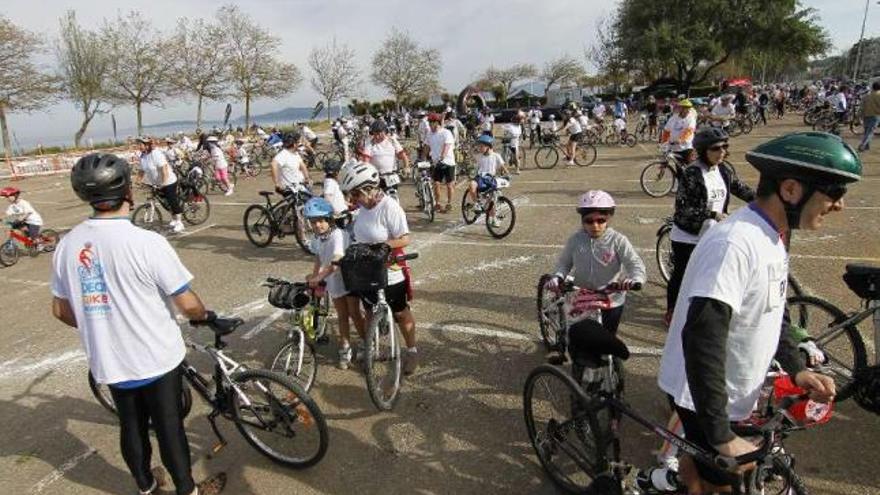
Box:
[852,0,875,82]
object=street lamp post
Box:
[852,0,878,82]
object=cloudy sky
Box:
[3,0,876,146]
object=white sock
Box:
[406,347,418,353]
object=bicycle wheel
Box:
[231,369,328,468]
[486,196,516,239]
[604,132,619,146]
[270,334,318,392]
[38,229,60,253]
[423,183,436,223]
[461,189,479,225]
[640,161,676,198]
[537,275,563,350]
[535,146,559,169]
[193,177,209,197]
[243,204,275,247]
[523,364,609,494]
[785,295,867,401]
[131,204,164,231]
[315,151,329,167]
[624,134,637,148]
[364,310,402,411]
[293,206,316,254]
[574,144,597,167]
[787,274,805,298]
[0,240,18,267]
[727,120,742,137]
[182,195,211,226]
[655,225,673,284]
[771,456,809,495]
[88,370,193,419]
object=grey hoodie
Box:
[553,227,647,307]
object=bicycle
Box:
[500,137,526,172]
[534,133,598,169]
[88,313,329,468]
[639,148,689,198]
[131,184,211,233]
[242,184,316,253]
[263,277,331,392]
[337,246,419,411]
[460,176,516,239]
[413,161,436,223]
[0,222,59,267]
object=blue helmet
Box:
[303,197,335,219]
[477,135,494,147]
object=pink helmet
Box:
[577,190,615,213]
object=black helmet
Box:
[282,131,301,148]
[323,159,342,175]
[71,153,131,207]
[369,120,387,134]
[693,128,729,152]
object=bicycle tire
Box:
[640,161,676,198]
[535,146,559,169]
[364,310,402,411]
[787,274,805,298]
[785,295,867,401]
[461,189,480,225]
[182,194,211,226]
[575,144,598,167]
[772,456,810,495]
[655,225,673,284]
[38,229,60,253]
[243,204,275,248]
[270,335,318,392]
[131,203,164,231]
[740,118,753,134]
[523,364,609,494]
[423,182,436,223]
[88,370,193,420]
[0,240,18,267]
[624,134,637,148]
[231,369,328,468]
[536,274,564,351]
[293,206,316,254]
[486,196,516,239]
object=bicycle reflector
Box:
[772,375,833,427]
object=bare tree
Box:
[541,55,587,92]
[0,15,59,161]
[56,11,111,148]
[309,38,359,122]
[587,16,630,94]
[371,28,441,108]
[171,18,230,129]
[476,63,537,106]
[217,5,301,129]
[102,11,173,136]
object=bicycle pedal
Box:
[211,441,227,455]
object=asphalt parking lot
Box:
[1,117,879,494]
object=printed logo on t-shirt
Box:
[77,243,111,316]
[596,249,616,266]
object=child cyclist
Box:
[546,190,647,369]
[302,197,365,370]
[1,187,44,247]
[467,135,510,227]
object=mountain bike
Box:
[534,134,598,169]
[413,161,436,223]
[460,176,516,239]
[243,184,316,254]
[0,222,59,267]
[131,184,211,233]
[639,149,688,198]
[88,314,329,468]
[263,277,331,392]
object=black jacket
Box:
[673,160,755,236]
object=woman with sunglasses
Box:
[546,190,646,362]
[665,128,755,326]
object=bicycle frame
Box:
[6,228,38,249]
[815,300,880,363]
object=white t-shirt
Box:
[301,126,317,140]
[577,115,592,130]
[5,199,43,226]
[429,128,456,165]
[664,113,697,151]
[481,114,495,131]
[503,124,522,148]
[323,177,347,215]
[314,229,349,298]
[209,144,228,170]
[566,117,583,135]
[51,218,192,384]
[273,149,306,189]
[418,119,431,142]
[658,206,789,421]
[362,136,404,174]
[476,152,505,176]
[711,103,736,126]
[140,149,177,187]
[613,117,627,132]
[670,164,727,244]
[351,195,409,285]
[593,104,606,118]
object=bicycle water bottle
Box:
[636,467,679,493]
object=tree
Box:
[171,17,230,129]
[614,0,829,92]
[0,16,59,161]
[56,11,111,148]
[475,63,537,107]
[541,55,587,92]
[308,38,359,122]
[217,5,301,129]
[102,11,173,136]
[371,28,441,108]
[587,15,631,93]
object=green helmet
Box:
[745,132,861,184]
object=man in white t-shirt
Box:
[480,111,495,136]
[298,122,318,147]
[528,107,543,146]
[52,153,227,495]
[658,132,858,492]
[661,99,698,158]
[136,137,185,233]
[502,116,523,173]
[591,102,607,122]
[358,120,409,199]
[709,94,736,129]
[427,113,457,213]
[271,132,312,194]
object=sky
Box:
[2,0,876,147]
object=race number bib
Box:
[383,174,401,187]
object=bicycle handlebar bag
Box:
[340,243,391,293]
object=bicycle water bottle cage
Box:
[843,264,880,300]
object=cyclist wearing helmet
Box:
[709,94,736,130]
[658,132,856,492]
[359,120,410,198]
[303,197,364,370]
[660,99,697,161]
[339,161,419,374]
[428,113,457,213]
[546,114,558,134]
[51,153,226,495]
[271,132,311,195]
[547,190,646,363]
[321,159,347,215]
[468,135,510,227]
[561,110,583,167]
[136,137,186,232]
[666,128,754,324]
[1,187,43,246]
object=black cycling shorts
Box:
[432,163,455,184]
[160,183,183,215]
[671,398,740,488]
[356,280,409,314]
[569,132,583,144]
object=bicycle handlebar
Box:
[263,276,325,288]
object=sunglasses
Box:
[581,216,609,225]
[812,182,847,202]
[708,144,730,152]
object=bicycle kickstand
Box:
[206,410,228,457]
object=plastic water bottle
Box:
[636,467,679,492]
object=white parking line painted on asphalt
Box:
[173,223,216,238]
[7,278,50,287]
[241,309,285,340]
[0,350,86,380]
[415,254,545,286]
[30,448,98,494]
[211,201,252,206]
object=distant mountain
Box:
[143,106,348,130]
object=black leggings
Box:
[160,183,184,215]
[109,366,194,495]
[666,240,697,313]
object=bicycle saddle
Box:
[568,320,631,360]
[190,311,244,336]
[258,190,275,197]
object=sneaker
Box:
[338,345,352,370]
[194,472,227,495]
[402,348,419,375]
[172,221,185,234]
[224,187,234,196]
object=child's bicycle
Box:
[460,176,516,239]
[0,222,59,267]
[263,277,331,392]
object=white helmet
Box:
[339,160,379,193]
[206,135,219,143]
